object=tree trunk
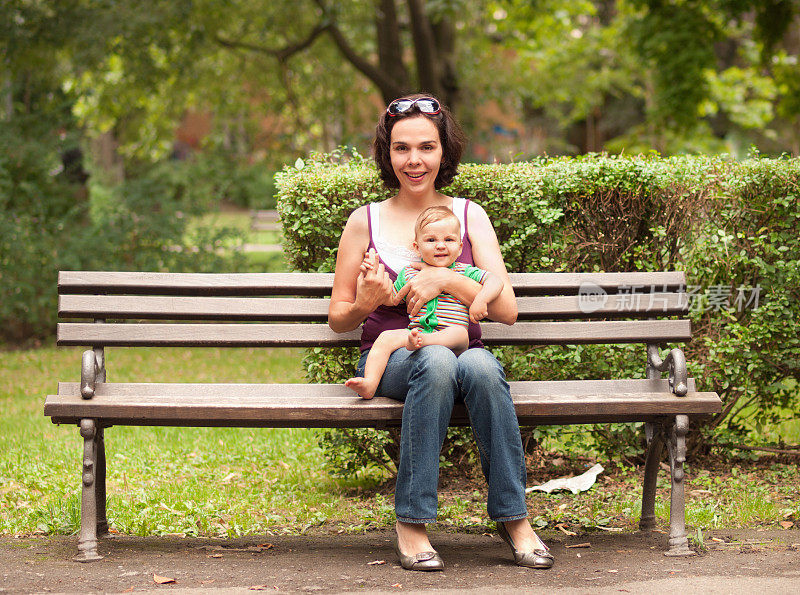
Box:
[431,16,459,110]
[3,76,12,119]
[406,0,444,99]
[376,0,411,101]
[90,131,125,184]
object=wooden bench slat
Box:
[58,378,696,397]
[58,295,330,321]
[251,222,282,232]
[46,381,720,428]
[251,210,279,219]
[59,293,688,321]
[56,319,692,347]
[58,272,337,297]
[58,271,687,297]
[516,293,688,317]
[510,271,687,296]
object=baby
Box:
[345,205,503,399]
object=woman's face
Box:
[389,116,443,195]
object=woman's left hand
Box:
[395,263,454,317]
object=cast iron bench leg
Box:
[665,414,693,556]
[639,422,664,531]
[74,419,103,562]
[96,426,109,537]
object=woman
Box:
[328,94,553,571]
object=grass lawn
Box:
[1,344,393,538]
[2,343,798,541]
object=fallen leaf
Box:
[566,542,591,549]
[556,523,577,536]
[257,543,275,549]
[689,489,712,496]
[711,537,725,543]
[153,574,175,585]
[367,559,386,565]
[780,521,794,529]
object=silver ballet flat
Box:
[497,522,554,569]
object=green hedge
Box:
[277,151,800,470]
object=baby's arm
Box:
[469,272,504,323]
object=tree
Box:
[210,0,463,110]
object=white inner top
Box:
[371,197,466,275]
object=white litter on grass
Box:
[526,463,604,494]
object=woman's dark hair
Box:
[372,93,466,190]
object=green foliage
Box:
[627,1,720,130]
[277,151,800,471]
[0,133,245,342]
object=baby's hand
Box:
[360,248,378,273]
[469,299,488,324]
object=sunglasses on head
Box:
[387,97,441,116]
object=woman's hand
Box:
[355,248,393,310]
[329,208,391,333]
[394,263,454,317]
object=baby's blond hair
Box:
[414,206,460,238]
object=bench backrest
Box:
[57,271,690,348]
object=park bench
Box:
[250,209,281,232]
[45,270,721,562]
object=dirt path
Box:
[2,528,798,594]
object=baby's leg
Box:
[345,328,410,399]
[416,325,469,355]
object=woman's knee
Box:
[458,348,505,386]
[410,344,459,391]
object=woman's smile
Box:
[404,171,428,182]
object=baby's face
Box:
[413,218,463,268]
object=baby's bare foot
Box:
[345,377,376,399]
[406,328,423,351]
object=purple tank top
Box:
[360,199,484,352]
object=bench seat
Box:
[47,379,719,428]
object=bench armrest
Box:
[81,350,100,399]
[647,345,688,396]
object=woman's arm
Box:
[328,207,393,333]
[467,202,517,325]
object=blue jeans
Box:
[356,345,528,523]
